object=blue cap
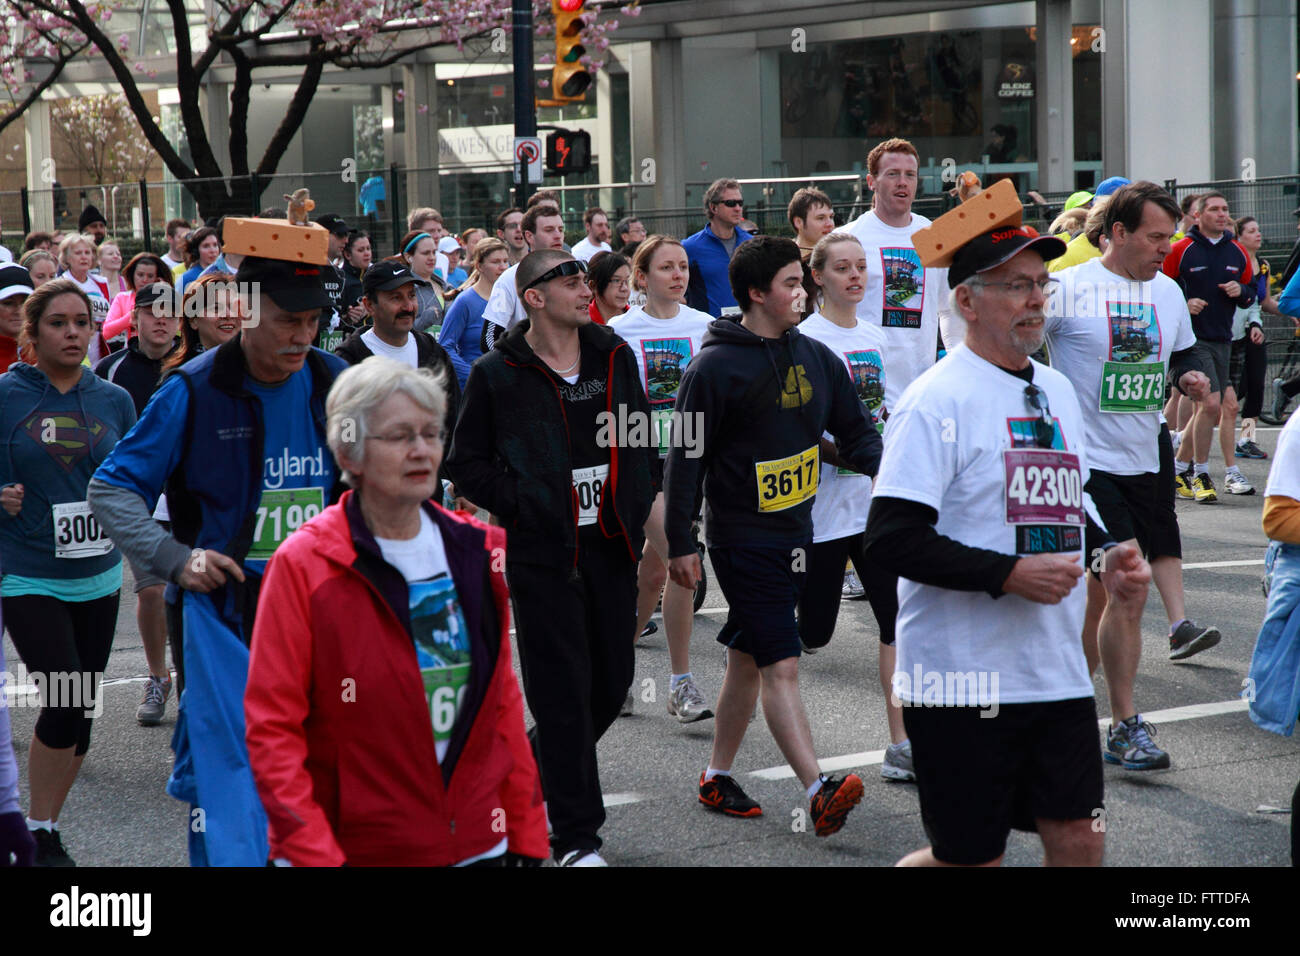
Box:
[1094,176,1132,198]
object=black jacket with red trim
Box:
[1162,226,1256,343]
[445,319,657,568]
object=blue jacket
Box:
[1246,541,1300,736]
[1279,266,1300,318]
[683,224,753,317]
[0,364,135,581]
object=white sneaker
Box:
[1224,470,1255,495]
[559,849,608,867]
[841,568,865,600]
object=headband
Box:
[403,232,433,256]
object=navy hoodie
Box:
[1163,226,1255,343]
[663,319,882,557]
[0,363,136,581]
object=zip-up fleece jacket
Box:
[0,363,136,581]
[664,319,883,558]
[1163,226,1256,343]
[683,224,753,317]
[445,319,657,569]
[246,493,548,866]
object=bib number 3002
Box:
[53,501,114,559]
[1003,450,1084,526]
[755,445,819,513]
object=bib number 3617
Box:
[53,501,114,559]
[755,445,819,513]
[1003,450,1084,525]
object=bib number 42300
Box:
[1003,450,1084,526]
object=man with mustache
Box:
[336,261,460,462]
[88,254,347,865]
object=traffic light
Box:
[546,129,591,176]
[549,0,590,105]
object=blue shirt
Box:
[447,267,470,287]
[437,288,488,388]
[360,176,386,215]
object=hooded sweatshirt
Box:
[0,363,136,584]
[663,319,882,557]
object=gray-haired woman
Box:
[245,358,546,866]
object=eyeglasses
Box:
[713,199,744,208]
[1023,384,1056,449]
[366,428,445,448]
[522,259,587,292]
[971,277,1060,297]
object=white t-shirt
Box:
[0,246,12,264]
[844,208,948,408]
[608,304,712,457]
[483,263,526,331]
[873,344,1101,706]
[161,252,181,270]
[361,328,419,368]
[1044,258,1196,476]
[571,237,612,263]
[1266,411,1300,500]
[799,312,889,542]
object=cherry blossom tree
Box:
[51,93,158,184]
[0,1,642,218]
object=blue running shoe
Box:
[1104,715,1170,771]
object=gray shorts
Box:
[1189,340,1232,396]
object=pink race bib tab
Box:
[1003,450,1085,526]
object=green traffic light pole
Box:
[512,0,537,209]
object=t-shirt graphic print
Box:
[880,247,925,329]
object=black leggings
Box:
[3,591,120,754]
[1230,335,1267,419]
[796,532,899,649]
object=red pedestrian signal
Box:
[546,129,591,175]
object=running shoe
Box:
[809,773,865,836]
[667,677,713,723]
[1224,470,1254,495]
[1192,472,1217,502]
[1104,716,1170,771]
[33,828,75,867]
[559,849,608,867]
[1234,439,1268,460]
[698,772,762,818]
[1174,468,1196,499]
[136,674,171,726]
[841,568,865,600]
[1169,620,1222,661]
[881,740,916,782]
[639,620,658,640]
[1268,378,1291,424]
[799,639,819,656]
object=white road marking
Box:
[602,792,647,808]
[1182,559,1265,570]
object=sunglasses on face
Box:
[1023,384,1056,448]
[522,259,587,292]
[713,199,744,208]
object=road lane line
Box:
[1182,559,1265,570]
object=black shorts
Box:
[903,696,1103,865]
[1085,468,1182,559]
[1189,340,1231,396]
[709,544,807,667]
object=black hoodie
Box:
[664,319,882,558]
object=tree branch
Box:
[254,40,326,177]
[228,49,252,177]
[0,44,84,139]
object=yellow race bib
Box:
[754,446,819,512]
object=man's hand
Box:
[1249,325,1264,345]
[1187,297,1208,315]
[1178,370,1211,401]
[818,438,847,471]
[1099,544,1151,603]
[1002,554,1083,604]
[177,548,247,593]
[0,484,23,516]
[1218,281,1242,299]
[668,553,702,590]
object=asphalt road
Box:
[4,428,1296,868]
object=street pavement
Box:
[3,428,1296,867]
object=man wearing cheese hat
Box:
[863,180,1151,867]
[89,204,348,865]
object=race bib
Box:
[425,664,470,742]
[652,408,674,456]
[248,487,324,561]
[319,328,345,353]
[1003,450,1085,526]
[755,445,819,512]
[52,501,114,559]
[572,464,609,526]
[1100,361,1164,413]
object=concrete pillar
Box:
[1101,0,1214,184]
[402,62,440,213]
[1035,0,1075,192]
[24,99,54,231]
[1214,0,1298,179]
[595,65,615,211]
[202,82,230,176]
[627,39,687,210]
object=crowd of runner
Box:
[1,136,1299,868]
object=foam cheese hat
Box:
[911,178,1026,270]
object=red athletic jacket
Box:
[245,491,547,866]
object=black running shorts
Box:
[903,696,1103,865]
[1085,468,1182,560]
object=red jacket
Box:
[245,491,547,866]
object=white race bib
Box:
[52,501,114,559]
[572,464,609,526]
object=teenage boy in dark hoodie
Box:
[664,235,882,836]
[446,249,656,867]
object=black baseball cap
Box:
[948,225,1067,288]
[134,282,178,312]
[314,214,349,236]
[362,260,429,297]
[0,264,33,301]
[235,256,334,311]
